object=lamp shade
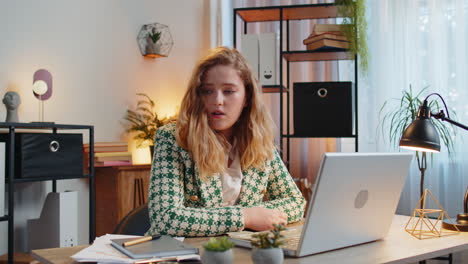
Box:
[399,118,441,152]
[32,80,48,95]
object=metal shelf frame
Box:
[233,3,359,166]
[0,122,94,264]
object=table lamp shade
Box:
[399,117,441,153]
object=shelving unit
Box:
[0,122,94,264]
[233,3,358,166]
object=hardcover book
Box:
[110,235,199,259]
[306,38,349,51]
[303,32,348,45]
[312,24,348,35]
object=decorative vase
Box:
[251,248,284,264]
[201,249,233,264]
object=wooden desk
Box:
[32,215,468,264]
[95,164,151,236]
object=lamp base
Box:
[442,213,468,232]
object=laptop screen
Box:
[297,152,413,257]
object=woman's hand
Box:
[242,207,288,231]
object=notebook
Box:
[229,152,413,257]
[111,235,199,259]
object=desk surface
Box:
[31,215,468,264]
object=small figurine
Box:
[3,91,21,123]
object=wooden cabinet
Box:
[95,164,151,236]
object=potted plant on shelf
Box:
[202,236,234,264]
[379,86,456,200]
[145,27,162,55]
[123,93,172,157]
[251,224,286,264]
[336,0,369,73]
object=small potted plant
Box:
[251,224,286,264]
[123,93,172,157]
[146,27,162,55]
[202,236,234,264]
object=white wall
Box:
[0,0,211,253]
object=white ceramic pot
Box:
[201,249,233,264]
[251,248,284,264]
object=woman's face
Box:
[200,64,246,141]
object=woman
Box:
[147,47,305,237]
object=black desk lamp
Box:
[399,93,468,232]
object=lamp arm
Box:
[424,93,451,118]
[424,93,468,215]
[465,186,468,214]
[431,110,468,131]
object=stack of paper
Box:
[71,234,200,264]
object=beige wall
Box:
[0,0,211,252]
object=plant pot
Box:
[145,38,161,55]
[251,248,284,264]
[201,249,233,264]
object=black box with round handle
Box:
[293,81,354,137]
[0,133,83,178]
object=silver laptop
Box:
[229,152,413,257]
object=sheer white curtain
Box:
[363,0,468,216]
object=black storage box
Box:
[0,133,83,179]
[293,82,354,137]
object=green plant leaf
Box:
[378,86,456,161]
[203,237,234,252]
[123,93,174,147]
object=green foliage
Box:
[203,237,235,252]
[378,86,456,156]
[148,28,161,44]
[123,93,171,147]
[336,0,369,73]
[251,224,286,249]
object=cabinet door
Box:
[95,165,151,236]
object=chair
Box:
[113,203,150,236]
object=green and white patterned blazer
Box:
[147,122,306,237]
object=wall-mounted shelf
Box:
[282,50,354,62]
[282,135,357,138]
[235,3,341,22]
[262,85,288,93]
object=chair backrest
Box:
[113,203,150,236]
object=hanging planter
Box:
[137,23,173,58]
[336,0,369,73]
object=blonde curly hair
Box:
[176,47,276,180]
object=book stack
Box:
[83,142,132,167]
[303,24,350,51]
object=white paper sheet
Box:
[71,234,198,264]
